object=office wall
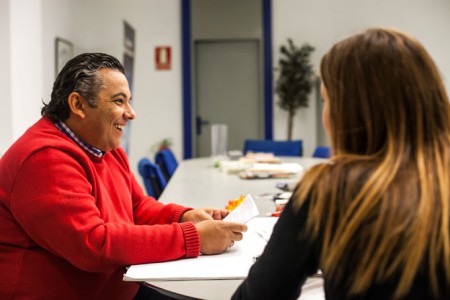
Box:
[1,0,44,155]
[3,0,182,181]
[1,0,80,155]
[0,0,12,155]
[66,0,183,181]
[3,0,450,164]
[10,0,43,142]
[272,0,450,155]
[41,0,77,101]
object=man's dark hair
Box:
[41,53,125,121]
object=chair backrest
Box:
[138,158,167,199]
[155,148,178,181]
[243,139,303,157]
[312,146,331,158]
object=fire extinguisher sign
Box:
[155,46,171,70]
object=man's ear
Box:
[67,92,86,119]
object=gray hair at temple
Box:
[41,53,125,121]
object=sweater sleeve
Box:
[129,171,193,225]
[9,149,199,272]
[125,156,201,258]
[232,198,320,300]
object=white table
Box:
[159,157,324,216]
[139,157,326,299]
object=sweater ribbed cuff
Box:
[172,206,194,223]
[180,222,200,258]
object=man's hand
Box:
[195,220,247,254]
[181,208,229,223]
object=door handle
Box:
[196,116,210,135]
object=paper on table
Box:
[239,163,304,179]
[223,194,259,224]
[123,217,278,282]
[248,163,303,174]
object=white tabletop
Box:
[144,156,326,299]
[159,156,325,216]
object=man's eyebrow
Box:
[109,92,132,100]
[111,92,128,98]
[108,92,132,103]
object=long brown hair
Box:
[295,28,450,298]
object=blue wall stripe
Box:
[263,0,273,140]
[181,0,192,159]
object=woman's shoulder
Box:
[306,156,377,184]
[296,156,378,207]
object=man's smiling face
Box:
[81,68,135,152]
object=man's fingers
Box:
[232,232,244,241]
[226,222,248,233]
[212,210,223,220]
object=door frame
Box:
[181,0,273,159]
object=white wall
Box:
[3,0,44,155]
[3,0,450,165]
[67,0,183,180]
[41,0,77,102]
[272,0,450,155]
[2,0,79,155]
[3,0,182,181]
[0,0,12,155]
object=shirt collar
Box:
[54,120,104,158]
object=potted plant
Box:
[159,138,173,150]
[275,39,315,140]
[150,138,173,157]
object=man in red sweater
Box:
[0,53,247,299]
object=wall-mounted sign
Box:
[155,46,171,70]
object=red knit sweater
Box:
[0,118,200,299]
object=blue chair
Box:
[155,148,178,181]
[312,146,331,158]
[243,139,303,157]
[138,158,167,199]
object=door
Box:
[195,40,261,157]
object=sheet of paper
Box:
[123,217,278,282]
[223,194,259,223]
[239,163,304,179]
[249,163,303,174]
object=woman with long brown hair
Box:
[233,28,450,299]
